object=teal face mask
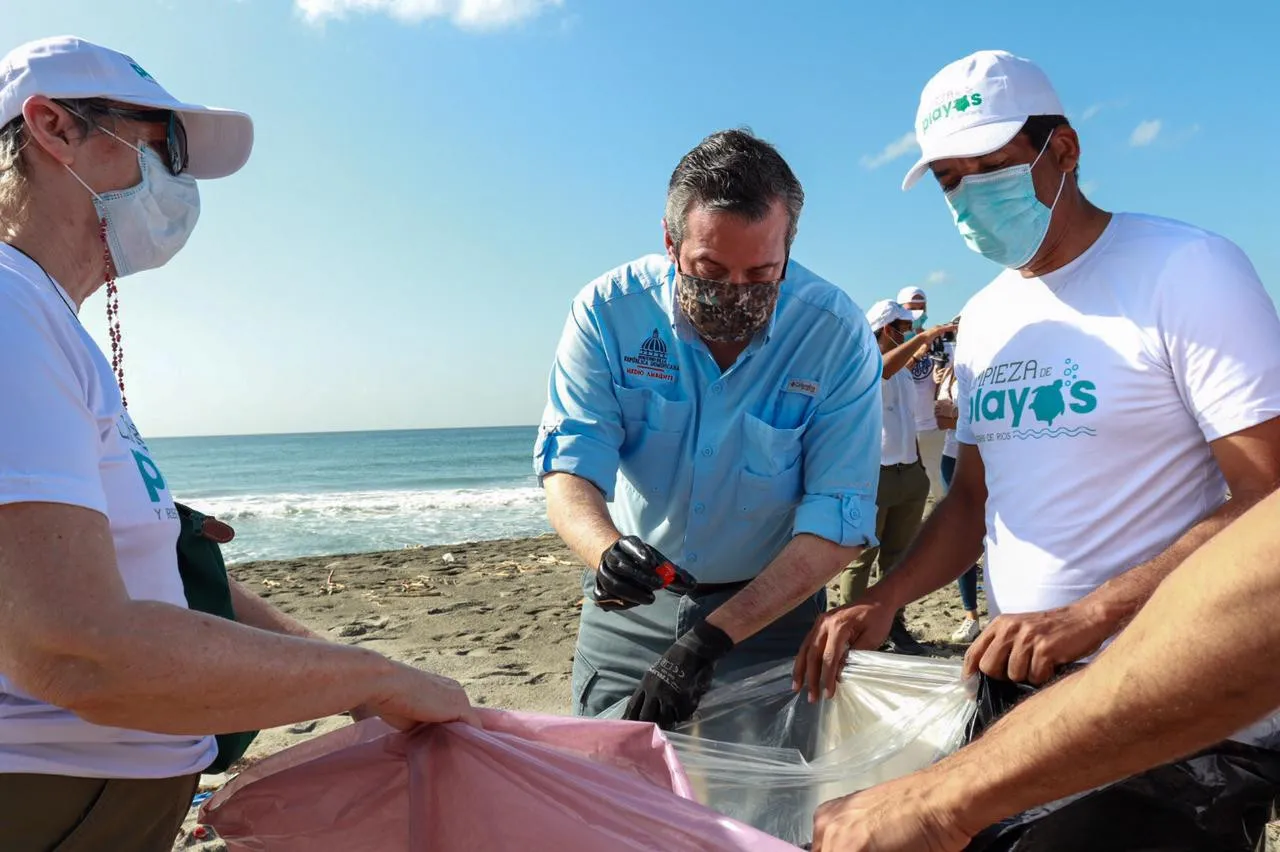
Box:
[944,132,1065,269]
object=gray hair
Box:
[665,128,805,252]
[0,98,116,227]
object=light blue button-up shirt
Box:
[534,254,882,584]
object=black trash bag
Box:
[963,673,1280,852]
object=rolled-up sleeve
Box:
[792,318,883,547]
[534,298,624,500]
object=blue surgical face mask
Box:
[944,132,1065,269]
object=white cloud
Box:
[294,0,563,29]
[926,270,948,285]
[1080,179,1100,196]
[1129,119,1162,147]
[860,131,918,170]
[1081,103,1105,120]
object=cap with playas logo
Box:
[901,50,1063,191]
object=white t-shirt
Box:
[954,213,1280,619]
[881,370,918,466]
[0,245,215,778]
[906,354,939,432]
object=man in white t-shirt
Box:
[837,300,954,655]
[796,50,1280,713]
[0,37,478,852]
[897,286,947,502]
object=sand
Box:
[173,534,986,850]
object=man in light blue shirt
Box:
[534,129,883,729]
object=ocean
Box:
[149,427,550,564]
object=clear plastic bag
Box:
[602,651,978,848]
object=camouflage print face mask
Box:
[675,271,782,344]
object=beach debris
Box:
[440,552,457,564]
[190,791,213,809]
[261,578,279,588]
[537,555,558,565]
[288,720,319,735]
[323,569,346,595]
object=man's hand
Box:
[811,775,974,852]
[623,622,733,729]
[357,662,483,730]
[934,399,959,431]
[793,602,896,703]
[594,536,693,611]
[963,604,1111,684]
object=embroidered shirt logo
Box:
[784,378,820,397]
[623,329,679,383]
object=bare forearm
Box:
[229,578,324,640]
[881,338,932,379]
[873,490,985,610]
[1080,490,1267,630]
[543,472,622,570]
[706,534,859,643]
[28,601,396,736]
[925,489,1280,834]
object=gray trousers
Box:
[571,572,825,718]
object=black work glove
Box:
[593,536,695,611]
[623,621,734,730]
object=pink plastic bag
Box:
[202,710,800,851]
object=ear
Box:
[20,96,86,167]
[1050,125,1082,176]
[662,219,678,265]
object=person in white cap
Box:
[895,286,948,503]
[835,299,953,655]
[0,36,477,852]
[800,48,1280,848]
[811,489,1280,852]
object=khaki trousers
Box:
[838,459,931,605]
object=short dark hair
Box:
[665,128,805,251]
[1019,114,1080,180]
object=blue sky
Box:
[8,0,1279,437]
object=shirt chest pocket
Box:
[736,413,805,516]
[615,384,693,497]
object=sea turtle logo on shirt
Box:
[909,354,934,382]
[623,329,679,383]
[969,358,1097,442]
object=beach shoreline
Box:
[177,533,985,849]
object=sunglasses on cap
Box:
[58,100,189,176]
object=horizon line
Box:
[149,423,541,441]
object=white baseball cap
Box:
[897,286,926,306]
[865,299,913,333]
[0,36,253,180]
[901,50,1064,191]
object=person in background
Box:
[811,485,1280,852]
[837,300,954,656]
[535,129,883,729]
[795,49,1280,718]
[932,318,983,643]
[897,286,945,503]
[0,36,477,852]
